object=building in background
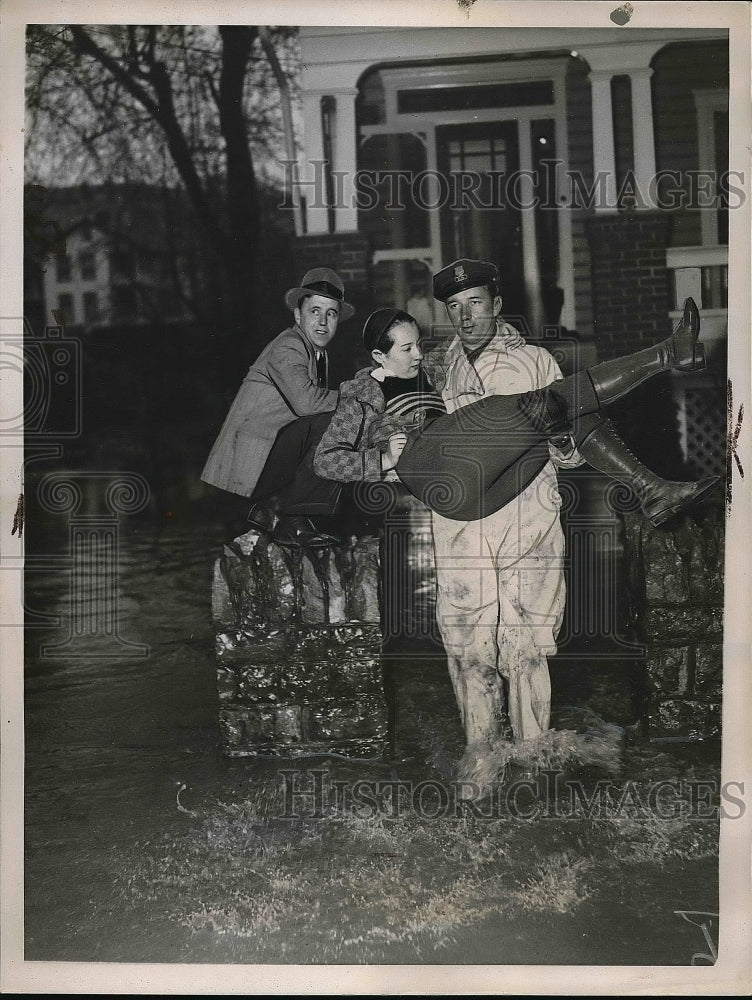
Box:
[292,26,730,476]
[26,183,207,333]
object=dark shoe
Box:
[587,298,705,408]
[273,515,341,549]
[661,297,705,372]
[578,419,720,526]
[642,476,720,527]
[247,502,277,534]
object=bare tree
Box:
[25,24,301,354]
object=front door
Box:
[435,120,526,323]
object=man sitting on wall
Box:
[201,267,354,548]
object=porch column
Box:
[331,88,359,233]
[517,118,544,337]
[300,91,330,235]
[629,67,657,209]
[587,69,618,213]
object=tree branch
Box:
[69,26,225,248]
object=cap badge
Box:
[454,264,467,281]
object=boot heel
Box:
[675,342,706,373]
[644,475,719,527]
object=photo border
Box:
[2,0,750,993]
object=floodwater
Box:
[22,498,720,966]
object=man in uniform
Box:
[430,258,582,768]
[201,267,354,547]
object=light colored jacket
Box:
[440,326,585,472]
[201,325,338,497]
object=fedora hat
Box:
[284,267,355,321]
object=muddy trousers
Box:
[431,467,566,744]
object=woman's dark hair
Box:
[362,308,417,355]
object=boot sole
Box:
[647,476,720,527]
[274,535,341,549]
[247,518,277,533]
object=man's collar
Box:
[444,319,510,364]
[293,324,327,358]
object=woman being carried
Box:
[313,300,718,525]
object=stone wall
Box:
[212,529,388,757]
[620,500,724,740]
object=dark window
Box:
[531,119,561,324]
[57,293,75,324]
[357,131,430,252]
[112,285,138,320]
[56,255,72,283]
[111,249,135,279]
[611,75,634,201]
[701,265,728,311]
[713,108,729,244]
[447,135,508,174]
[397,80,554,115]
[83,291,99,322]
[138,249,158,275]
[80,252,96,281]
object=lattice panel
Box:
[676,383,727,479]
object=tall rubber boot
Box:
[578,419,719,527]
[587,297,706,408]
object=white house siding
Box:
[652,40,729,250]
[298,28,729,346]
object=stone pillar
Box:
[517,117,544,337]
[629,67,657,209]
[332,89,359,234]
[212,529,388,757]
[300,91,330,236]
[587,69,619,213]
[620,502,724,740]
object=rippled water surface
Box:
[23,512,720,965]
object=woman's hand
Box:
[499,326,526,350]
[381,432,408,471]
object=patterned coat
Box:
[201,325,338,497]
[313,354,447,483]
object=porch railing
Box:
[666,244,728,352]
[665,245,727,479]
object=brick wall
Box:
[566,54,596,341]
[586,212,672,360]
[586,211,685,473]
[293,232,371,311]
[293,232,373,380]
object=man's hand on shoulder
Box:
[498,323,526,351]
